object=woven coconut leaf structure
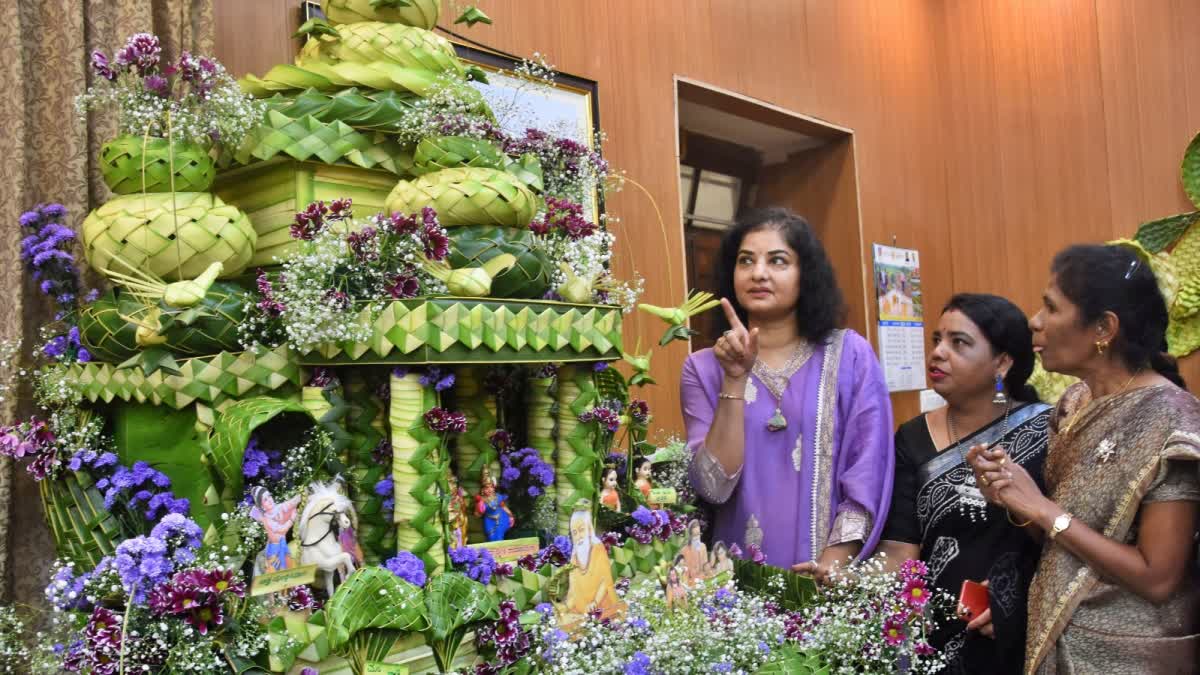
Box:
[78,289,144,362]
[297,22,463,75]
[297,297,623,364]
[100,135,216,194]
[40,470,123,570]
[321,0,440,28]
[262,88,421,132]
[213,159,399,267]
[227,110,414,176]
[385,167,540,229]
[66,347,301,411]
[81,192,256,282]
[389,373,446,572]
[448,226,552,299]
[412,136,509,176]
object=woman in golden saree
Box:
[970,244,1200,674]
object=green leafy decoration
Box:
[659,324,699,346]
[506,153,544,192]
[207,396,308,507]
[325,567,429,653]
[371,0,415,8]
[1183,131,1200,209]
[454,6,493,26]
[756,645,831,674]
[117,346,182,376]
[421,572,498,672]
[733,559,817,612]
[294,17,340,39]
[593,363,629,406]
[465,64,490,83]
[1135,211,1200,253]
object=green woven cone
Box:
[228,109,414,175]
[264,88,421,131]
[100,135,216,194]
[413,136,508,176]
[449,226,552,298]
[322,0,440,28]
[390,372,445,572]
[82,192,256,282]
[40,471,123,569]
[160,281,251,355]
[298,22,463,75]
[386,167,539,228]
[78,289,143,362]
[555,365,600,534]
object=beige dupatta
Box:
[1026,383,1200,674]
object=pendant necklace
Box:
[751,341,814,432]
[947,402,1010,522]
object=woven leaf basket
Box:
[297,21,463,75]
[78,289,144,362]
[40,471,123,570]
[412,136,508,176]
[99,135,216,194]
[81,192,256,282]
[321,0,440,29]
[385,167,539,228]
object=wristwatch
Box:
[1049,513,1073,541]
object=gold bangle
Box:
[718,392,744,401]
[1006,510,1032,528]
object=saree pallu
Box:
[1028,384,1200,675]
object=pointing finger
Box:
[720,298,745,332]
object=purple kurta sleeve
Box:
[681,351,743,504]
[827,332,895,557]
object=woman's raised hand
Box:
[714,299,759,380]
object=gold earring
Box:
[1095,340,1109,356]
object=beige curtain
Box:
[0,0,213,604]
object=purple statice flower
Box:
[387,273,420,299]
[150,513,203,564]
[418,366,455,392]
[90,50,116,80]
[448,546,497,585]
[424,407,467,434]
[254,269,285,317]
[114,535,171,603]
[144,74,170,97]
[242,436,284,483]
[624,651,652,675]
[497,447,554,502]
[383,551,427,587]
[19,204,84,317]
[115,32,162,75]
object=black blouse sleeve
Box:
[881,427,921,544]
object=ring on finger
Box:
[981,476,990,487]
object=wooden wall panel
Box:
[212,0,1200,433]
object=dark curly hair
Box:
[1050,244,1184,387]
[714,207,845,344]
[943,293,1039,402]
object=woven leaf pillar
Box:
[526,374,556,514]
[554,365,599,534]
[343,372,391,565]
[39,472,122,569]
[389,373,445,572]
[454,367,496,543]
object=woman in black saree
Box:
[878,294,1050,674]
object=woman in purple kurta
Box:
[681,208,894,574]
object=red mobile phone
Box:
[958,580,989,621]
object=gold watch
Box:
[1049,513,1073,541]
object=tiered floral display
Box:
[0,5,952,673]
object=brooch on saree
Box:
[1094,438,1116,464]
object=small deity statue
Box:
[633,457,657,507]
[446,470,469,548]
[250,486,302,574]
[475,466,514,541]
[598,466,621,512]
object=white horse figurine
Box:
[296,480,357,597]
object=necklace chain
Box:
[1061,369,1142,436]
[947,401,1011,461]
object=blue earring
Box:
[992,374,1008,405]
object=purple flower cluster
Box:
[626,507,683,545]
[448,545,499,585]
[517,535,572,571]
[114,33,162,76]
[68,607,123,675]
[373,476,394,519]
[242,436,285,486]
[627,399,650,426]
[503,129,609,195]
[624,651,653,675]
[382,551,427,587]
[291,199,353,240]
[0,418,58,480]
[96,460,189,521]
[528,197,596,240]
[418,366,455,392]
[19,203,86,315]
[307,366,339,388]
[387,273,420,299]
[346,227,379,263]
[46,563,91,612]
[113,535,171,603]
[148,568,245,635]
[288,584,321,612]
[424,407,467,434]
[488,429,514,453]
[150,514,203,564]
[43,326,91,363]
[498,447,555,499]
[255,269,285,317]
[579,405,621,433]
[475,600,531,670]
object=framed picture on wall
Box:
[450,42,604,222]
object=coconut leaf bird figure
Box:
[555,263,623,305]
[621,341,656,387]
[421,253,517,297]
[638,290,722,345]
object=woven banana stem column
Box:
[40,472,122,570]
[554,365,600,535]
[390,373,445,573]
[344,372,390,566]
[454,367,496,543]
[525,374,557,513]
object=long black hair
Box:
[714,207,845,343]
[1050,244,1184,387]
[943,293,1039,402]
